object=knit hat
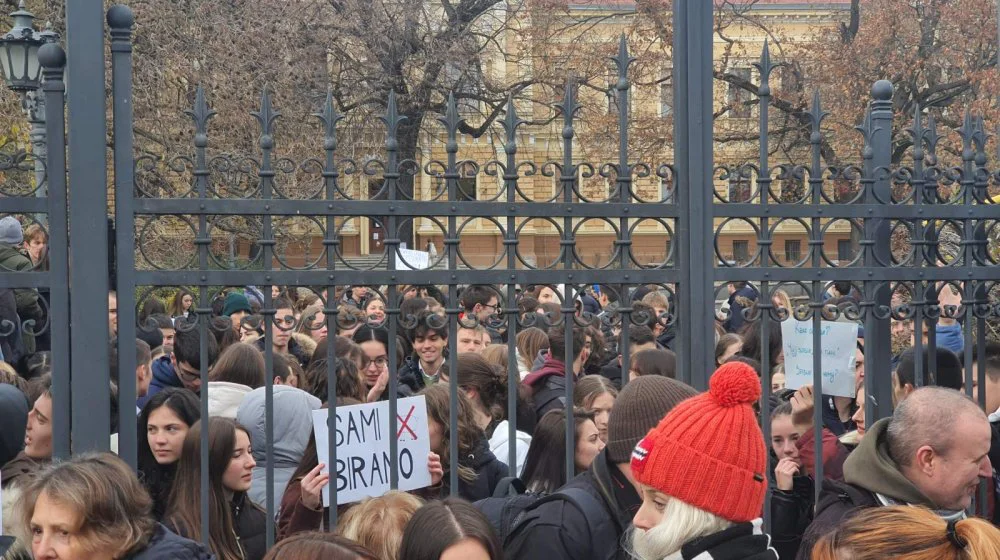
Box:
[222,292,252,317]
[631,361,767,523]
[606,376,698,464]
[0,217,23,245]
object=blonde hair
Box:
[630,496,731,560]
[17,453,156,557]
[336,491,423,560]
[812,505,1000,560]
[23,223,47,243]
[641,291,670,312]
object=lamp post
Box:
[0,1,59,209]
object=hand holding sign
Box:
[427,452,443,487]
[300,463,329,511]
[790,385,815,433]
[312,396,433,505]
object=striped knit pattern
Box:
[631,362,768,523]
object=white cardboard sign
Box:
[312,395,433,505]
[781,319,859,397]
[396,248,430,271]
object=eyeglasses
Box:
[175,364,203,383]
[362,356,389,369]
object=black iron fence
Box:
[1,1,998,550]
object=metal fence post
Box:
[66,0,111,452]
[108,3,137,468]
[673,0,715,389]
[868,80,894,419]
[39,43,69,459]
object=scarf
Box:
[664,519,778,560]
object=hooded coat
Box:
[796,418,951,559]
[236,385,322,508]
[523,354,571,422]
[428,437,509,502]
[488,420,532,476]
[206,382,254,419]
[0,385,29,468]
[0,245,42,354]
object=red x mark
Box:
[397,405,417,440]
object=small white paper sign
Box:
[396,248,430,271]
[781,320,859,397]
[312,395,433,505]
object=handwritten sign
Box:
[781,320,859,397]
[396,248,430,271]
[312,395,432,505]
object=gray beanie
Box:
[606,376,698,463]
[0,217,23,245]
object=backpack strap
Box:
[492,476,526,498]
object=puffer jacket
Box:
[427,437,509,502]
[236,385,321,508]
[206,382,253,419]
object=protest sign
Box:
[312,395,432,505]
[781,319,859,397]
[396,248,430,271]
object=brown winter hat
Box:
[605,376,698,463]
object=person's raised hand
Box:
[774,457,800,492]
[366,368,389,403]
[427,452,444,487]
[300,463,330,511]
[790,385,815,433]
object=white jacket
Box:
[207,382,254,419]
[488,420,532,476]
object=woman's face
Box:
[538,287,558,304]
[360,340,388,388]
[633,486,668,531]
[182,294,193,310]
[441,538,491,560]
[770,414,800,463]
[25,393,53,460]
[852,387,866,440]
[309,311,328,342]
[428,419,444,456]
[574,419,605,472]
[271,286,281,299]
[31,491,116,560]
[147,406,190,465]
[771,372,786,392]
[588,392,615,443]
[366,299,386,323]
[221,429,256,494]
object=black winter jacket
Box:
[769,475,813,560]
[232,492,267,560]
[432,437,509,502]
[504,451,637,560]
[129,524,215,560]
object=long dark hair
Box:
[519,408,595,494]
[164,417,251,560]
[399,498,502,560]
[421,384,483,483]
[455,353,507,423]
[738,318,783,369]
[351,325,390,354]
[138,388,200,520]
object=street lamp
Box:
[0,0,59,206]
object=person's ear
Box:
[273,376,284,386]
[914,444,937,476]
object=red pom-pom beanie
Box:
[630,361,768,523]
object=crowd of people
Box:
[2,213,1000,558]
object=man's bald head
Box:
[887,386,985,467]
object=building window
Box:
[457,177,477,201]
[728,174,752,203]
[727,67,753,119]
[659,81,672,118]
[838,239,853,262]
[784,239,802,262]
[733,240,750,262]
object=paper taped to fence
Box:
[396,248,430,270]
[312,395,433,505]
[781,319,859,397]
